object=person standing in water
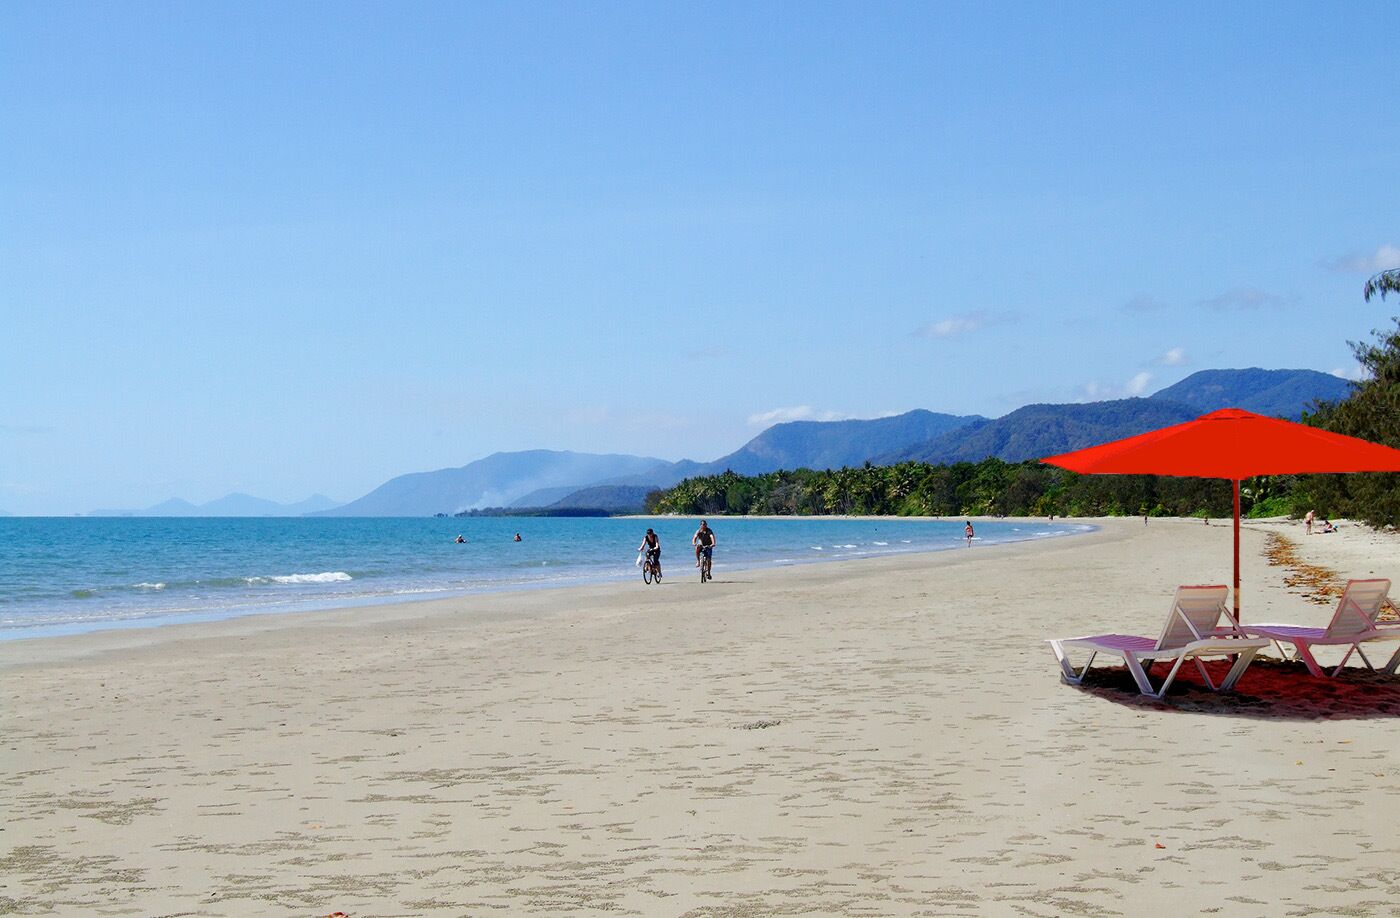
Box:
[964,521,974,546]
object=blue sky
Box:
[3,1,1398,514]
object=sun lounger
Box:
[1049,585,1268,699]
[1240,578,1400,678]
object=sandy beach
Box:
[3,517,1400,916]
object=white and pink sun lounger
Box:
[1240,578,1400,678]
[1049,584,1268,700]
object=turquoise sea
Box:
[0,516,1091,641]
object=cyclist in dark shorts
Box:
[638,528,661,575]
[693,520,716,567]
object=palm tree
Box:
[1364,269,1400,301]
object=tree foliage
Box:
[647,459,1251,520]
[1363,270,1400,302]
[1297,317,1400,527]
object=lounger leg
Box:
[1220,647,1259,691]
[1051,642,1096,685]
[1126,654,1182,699]
[1385,645,1400,676]
[1354,645,1375,672]
[1290,642,1327,678]
[1330,644,1359,677]
[1193,657,1217,691]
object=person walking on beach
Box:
[1305,509,1315,535]
[964,521,974,546]
[638,528,661,577]
[693,520,716,567]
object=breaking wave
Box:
[246,571,353,585]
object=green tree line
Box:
[1295,316,1400,527]
[647,460,1255,519]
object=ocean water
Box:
[0,516,1091,641]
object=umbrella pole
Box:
[1233,479,1241,623]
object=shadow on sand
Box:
[1068,659,1400,720]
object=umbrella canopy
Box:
[1041,408,1400,619]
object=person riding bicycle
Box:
[692,520,716,568]
[638,528,661,575]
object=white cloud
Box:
[1079,371,1154,401]
[746,406,850,427]
[1330,365,1368,382]
[913,313,985,338]
[1123,294,1169,313]
[1154,347,1188,367]
[1198,287,1295,311]
[1079,381,1111,400]
[911,310,1017,339]
[1325,244,1400,274]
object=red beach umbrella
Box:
[1041,408,1400,620]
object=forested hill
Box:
[880,399,1199,465]
[1148,367,1351,418]
[703,409,983,474]
[880,369,1349,466]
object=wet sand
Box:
[3,517,1399,916]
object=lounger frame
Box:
[1049,585,1268,700]
[1243,579,1400,678]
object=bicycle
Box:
[698,548,712,583]
[642,551,662,584]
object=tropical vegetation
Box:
[1296,316,1400,527]
[1363,269,1400,302]
[646,460,1252,520]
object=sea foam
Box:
[246,571,353,585]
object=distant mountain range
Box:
[329,411,986,516]
[313,450,672,517]
[878,398,1200,464]
[700,409,984,474]
[541,485,654,513]
[78,367,1356,517]
[88,493,341,517]
[536,368,1349,512]
[881,368,1349,465]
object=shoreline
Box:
[0,515,1094,651]
[0,517,1106,670]
[5,517,1399,916]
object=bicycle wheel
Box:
[643,563,653,584]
